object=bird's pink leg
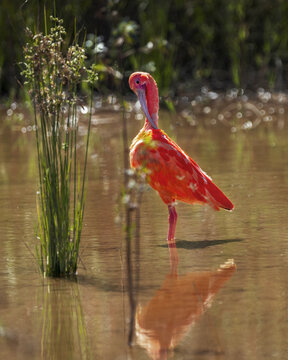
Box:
[167,204,178,274]
[167,204,178,244]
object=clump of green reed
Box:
[22,16,97,277]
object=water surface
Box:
[0,98,287,359]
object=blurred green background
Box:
[1,0,288,98]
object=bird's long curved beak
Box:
[136,88,158,129]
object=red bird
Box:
[129,72,234,248]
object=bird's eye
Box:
[136,79,140,84]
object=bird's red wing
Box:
[134,130,233,210]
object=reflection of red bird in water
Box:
[129,72,234,248]
[136,259,236,360]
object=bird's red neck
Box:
[144,77,159,130]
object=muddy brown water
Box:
[0,100,288,359]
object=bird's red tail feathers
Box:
[205,180,234,211]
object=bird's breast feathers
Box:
[129,128,233,210]
[130,130,208,198]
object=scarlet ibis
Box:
[129,72,234,247]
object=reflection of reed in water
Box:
[135,259,236,360]
[121,102,144,346]
[41,279,91,360]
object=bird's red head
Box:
[129,72,159,129]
